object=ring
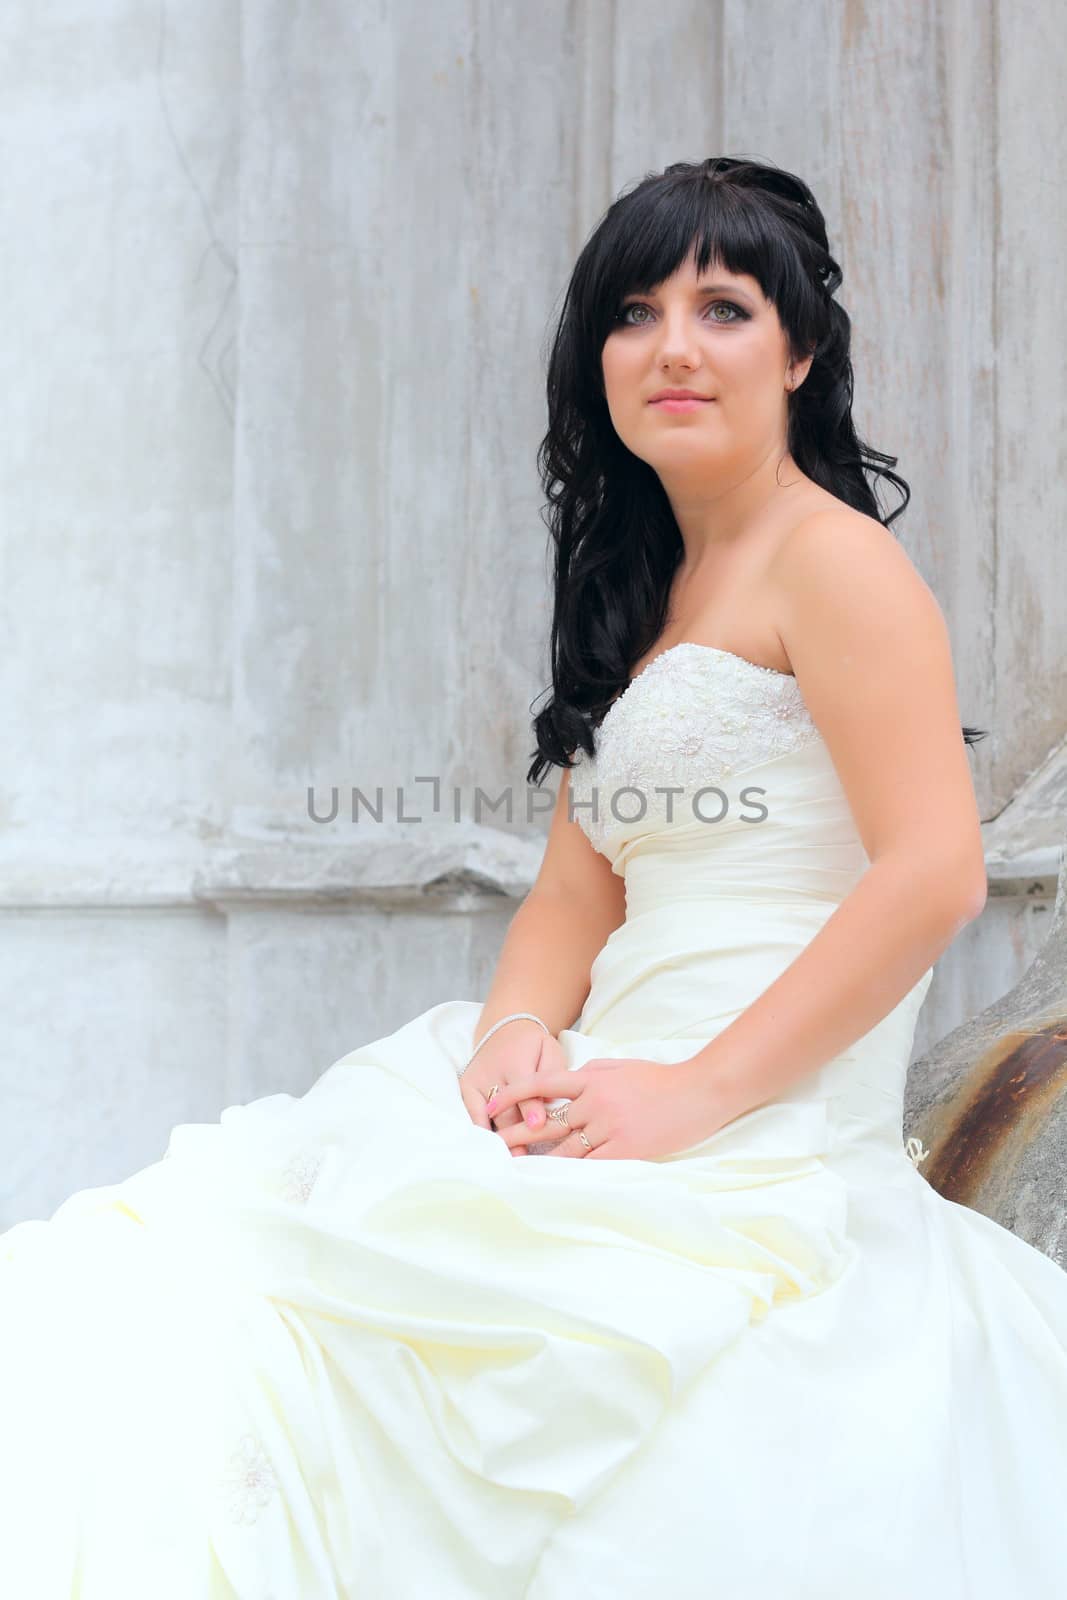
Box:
[546,1104,570,1128]
[578,1130,592,1151]
[484,1084,500,1103]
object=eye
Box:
[616,299,747,327]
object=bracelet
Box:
[459,1012,551,1076]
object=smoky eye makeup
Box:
[614,297,751,327]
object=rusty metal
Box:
[903,835,1067,1267]
[915,1023,1067,1204]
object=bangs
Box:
[577,176,814,349]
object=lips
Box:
[649,397,715,411]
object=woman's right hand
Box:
[459,1021,559,1156]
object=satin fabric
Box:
[2,734,1067,1597]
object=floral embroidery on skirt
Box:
[218,1433,279,1525]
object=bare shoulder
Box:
[768,503,942,662]
[772,502,928,600]
[764,501,984,901]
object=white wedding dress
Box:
[3,640,1067,1598]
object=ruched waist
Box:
[578,895,842,1044]
[619,822,868,918]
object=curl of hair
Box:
[526,155,987,786]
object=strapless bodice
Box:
[569,640,867,891]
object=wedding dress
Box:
[3,639,1067,1599]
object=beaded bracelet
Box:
[459,1012,551,1076]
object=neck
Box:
[660,441,803,564]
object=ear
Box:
[795,346,818,388]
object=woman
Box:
[3,156,1066,1598]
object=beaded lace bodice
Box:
[569,642,823,856]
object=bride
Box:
[3,155,1066,1599]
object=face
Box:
[600,248,810,488]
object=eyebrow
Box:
[623,282,754,304]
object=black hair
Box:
[526,154,987,786]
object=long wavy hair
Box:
[526,155,988,787]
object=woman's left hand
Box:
[485,1056,725,1161]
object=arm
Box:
[473,766,627,1046]
[685,510,988,1128]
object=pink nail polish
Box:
[526,1110,539,1126]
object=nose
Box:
[653,307,703,368]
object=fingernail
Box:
[485,1098,498,1114]
[526,1109,540,1126]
